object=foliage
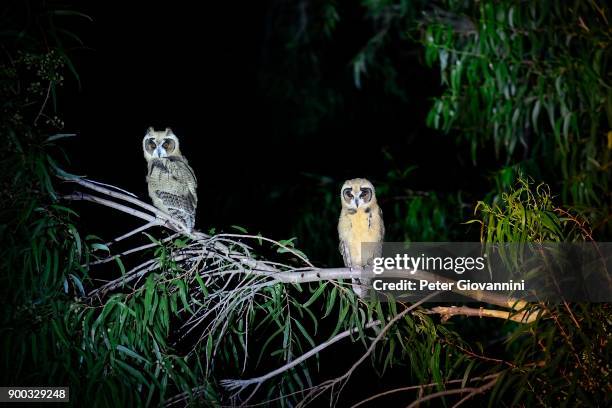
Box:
[471,178,611,406]
[0,0,92,400]
[419,0,611,235]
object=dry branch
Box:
[426,305,540,323]
[350,373,501,408]
[405,375,498,408]
[296,292,442,407]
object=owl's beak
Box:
[154,146,165,158]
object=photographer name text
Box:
[372,279,525,291]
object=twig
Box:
[106,221,157,246]
[33,81,51,126]
[88,258,157,297]
[405,376,498,408]
[63,178,195,234]
[63,192,159,225]
[350,373,501,408]
[219,319,382,395]
[66,177,162,217]
[298,292,441,407]
[214,233,314,268]
[425,305,539,323]
[86,233,180,266]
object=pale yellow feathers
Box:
[338,178,385,297]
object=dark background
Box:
[59,1,486,246]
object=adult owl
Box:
[143,127,197,232]
[338,178,385,298]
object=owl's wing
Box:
[166,156,198,210]
[370,206,385,260]
[339,240,352,268]
[378,206,385,241]
[341,232,368,297]
[148,157,198,231]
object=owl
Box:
[338,178,385,298]
[143,127,198,232]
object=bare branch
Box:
[65,177,162,217]
[406,376,498,408]
[33,81,51,126]
[214,233,314,268]
[82,178,139,197]
[62,178,197,235]
[64,192,160,224]
[86,233,180,266]
[350,373,501,408]
[219,319,382,395]
[107,221,158,246]
[297,292,442,407]
[425,305,540,323]
[88,258,157,297]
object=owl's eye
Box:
[148,140,156,149]
[360,188,372,200]
[343,188,353,198]
[162,142,169,149]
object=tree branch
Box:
[219,318,382,395]
[350,373,501,408]
[66,177,163,217]
[297,292,442,407]
[426,305,539,323]
[406,375,498,408]
[64,192,160,225]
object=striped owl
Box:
[338,178,385,298]
[143,127,197,231]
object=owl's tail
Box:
[168,208,195,232]
[351,278,371,298]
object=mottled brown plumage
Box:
[143,127,197,231]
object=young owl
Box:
[338,178,385,298]
[143,127,198,232]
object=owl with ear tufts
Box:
[143,127,198,232]
[338,178,385,298]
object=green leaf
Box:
[91,243,110,252]
[302,283,326,308]
[116,345,151,365]
[69,274,85,296]
[45,133,77,142]
[323,286,337,318]
[230,225,248,233]
[115,359,148,385]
